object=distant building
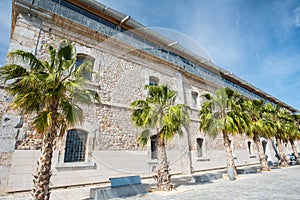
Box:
[0,0,298,194]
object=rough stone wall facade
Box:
[0,3,297,193]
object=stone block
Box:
[90,184,150,200]
[1,114,22,128]
[0,139,16,152]
[0,152,12,166]
[237,166,258,174]
[0,166,9,180]
[191,172,223,183]
[209,173,223,180]
[109,175,141,188]
[191,174,211,183]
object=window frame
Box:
[247,141,252,155]
[149,76,159,86]
[196,138,204,157]
[76,53,95,81]
[64,129,88,163]
[150,135,158,160]
[191,91,198,108]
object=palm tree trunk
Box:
[31,130,55,200]
[290,139,299,164]
[223,131,237,177]
[253,133,269,171]
[276,136,288,167]
[156,136,173,191]
[32,102,58,200]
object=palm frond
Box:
[1,40,100,136]
[131,84,189,142]
[137,129,151,147]
[0,64,28,82]
[57,40,75,61]
[31,111,52,133]
[199,87,246,138]
[47,44,56,72]
[8,50,46,71]
[60,99,84,126]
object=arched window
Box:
[262,140,267,154]
[150,135,158,159]
[196,138,204,157]
[247,141,252,155]
[64,129,88,162]
[76,54,95,80]
[191,91,198,108]
[149,76,159,86]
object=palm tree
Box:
[243,99,270,171]
[130,84,189,191]
[0,40,99,200]
[264,104,289,167]
[286,113,300,164]
[199,87,247,179]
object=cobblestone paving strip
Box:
[1,166,300,200]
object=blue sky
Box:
[1,0,300,111]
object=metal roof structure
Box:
[13,0,298,112]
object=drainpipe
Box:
[34,26,42,56]
[180,78,193,174]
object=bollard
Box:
[227,167,236,181]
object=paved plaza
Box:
[1,165,300,200]
[121,166,300,200]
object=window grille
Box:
[247,141,252,155]
[64,129,88,162]
[262,140,267,154]
[150,135,158,159]
[197,138,204,157]
[191,91,198,108]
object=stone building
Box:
[0,0,298,194]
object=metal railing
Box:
[21,0,269,102]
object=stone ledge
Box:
[196,157,210,162]
[147,160,158,165]
[55,162,96,171]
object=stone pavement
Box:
[1,166,300,200]
[119,166,300,200]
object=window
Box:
[191,91,198,107]
[150,135,158,159]
[262,140,267,154]
[196,138,204,157]
[247,141,252,155]
[76,54,95,80]
[149,76,159,86]
[64,129,88,162]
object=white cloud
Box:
[293,7,300,27]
